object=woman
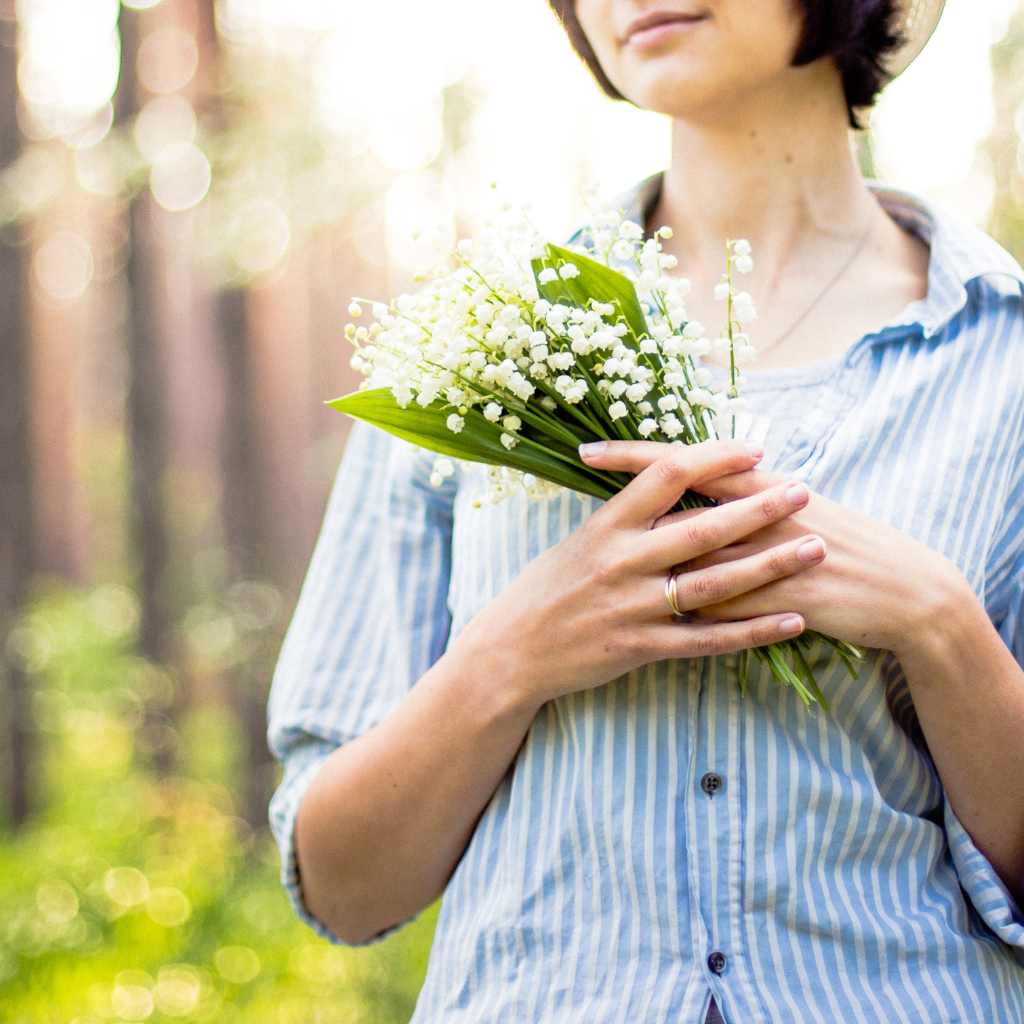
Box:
[269,1,1024,1020]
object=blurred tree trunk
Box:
[116,5,175,772]
[217,289,278,827]
[0,2,34,822]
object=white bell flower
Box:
[612,240,633,261]
[660,415,683,438]
[733,292,758,323]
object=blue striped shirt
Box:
[269,181,1024,1023]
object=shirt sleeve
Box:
[267,420,457,942]
[957,435,1024,962]
[944,800,1024,965]
[986,383,1024,664]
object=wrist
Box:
[441,626,548,726]
[891,560,989,682]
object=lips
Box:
[622,10,707,47]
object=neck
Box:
[654,63,874,283]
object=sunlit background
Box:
[3,0,1024,1019]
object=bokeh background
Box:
[2,0,1024,1020]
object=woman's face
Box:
[574,0,809,121]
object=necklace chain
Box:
[756,199,879,356]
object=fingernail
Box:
[785,483,809,505]
[780,617,803,634]
[743,441,763,459]
[796,538,825,561]
[579,442,606,458]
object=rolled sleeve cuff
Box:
[945,798,1024,964]
[269,737,416,946]
[269,738,341,941]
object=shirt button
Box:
[707,951,727,975]
[701,772,723,796]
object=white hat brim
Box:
[886,0,945,78]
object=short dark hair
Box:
[547,0,904,129]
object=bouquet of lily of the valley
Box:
[331,203,860,708]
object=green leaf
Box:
[328,388,618,500]
[533,244,649,342]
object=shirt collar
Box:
[616,172,1024,341]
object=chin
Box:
[625,77,717,120]
[618,69,753,122]
[614,54,820,124]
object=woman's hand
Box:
[449,438,826,712]
[582,439,1024,906]
[580,438,969,659]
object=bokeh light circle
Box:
[214,946,261,985]
[150,143,212,212]
[137,28,199,95]
[154,966,201,1016]
[34,232,94,303]
[146,887,192,928]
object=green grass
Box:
[0,588,437,1023]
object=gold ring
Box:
[665,570,691,623]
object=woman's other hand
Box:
[448,438,825,712]
[582,440,1024,907]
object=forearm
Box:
[295,648,541,945]
[897,573,1024,908]
[293,443,815,943]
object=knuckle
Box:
[692,570,727,604]
[758,492,781,523]
[696,626,726,657]
[654,453,688,484]
[684,517,719,551]
[750,619,777,647]
[766,549,788,578]
[618,628,647,661]
[591,552,627,587]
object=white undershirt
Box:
[706,354,843,470]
